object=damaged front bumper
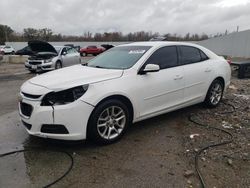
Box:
[19,93,94,141]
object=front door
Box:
[136,46,185,118]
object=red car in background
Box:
[80,45,105,56]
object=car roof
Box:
[54,46,66,48]
[120,41,201,47]
[119,41,218,59]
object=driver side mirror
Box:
[138,64,160,75]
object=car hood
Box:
[28,65,123,91]
[28,40,57,54]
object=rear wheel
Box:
[55,61,62,69]
[204,79,224,108]
[87,99,130,145]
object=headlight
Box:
[44,58,53,63]
[41,85,89,106]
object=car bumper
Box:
[25,62,55,71]
[19,98,94,140]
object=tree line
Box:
[0,24,217,44]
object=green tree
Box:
[0,24,14,44]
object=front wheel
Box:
[87,99,131,145]
[81,52,87,56]
[204,79,224,108]
[55,61,62,69]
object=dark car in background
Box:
[15,46,34,56]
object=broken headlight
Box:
[41,85,89,106]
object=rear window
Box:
[180,46,201,65]
[200,50,209,61]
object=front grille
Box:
[20,102,33,117]
[22,92,41,99]
[22,120,32,130]
[29,61,42,65]
[41,124,69,134]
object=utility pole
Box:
[5,27,8,42]
[237,26,239,32]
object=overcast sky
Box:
[0,0,250,36]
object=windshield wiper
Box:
[91,65,106,69]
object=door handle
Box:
[174,75,183,80]
[205,68,212,72]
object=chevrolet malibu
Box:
[19,42,231,144]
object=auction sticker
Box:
[128,50,146,54]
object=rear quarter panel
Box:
[213,58,231,89]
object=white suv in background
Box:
[0,45,15,54]
[25,41,81,73]
[19,42,231,144]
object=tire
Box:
[204,79,224,108]
[87,99,131,145]
[55,61,62,69]
[93,54,97,56]
[11,51,15,55]
[81,52,86,57]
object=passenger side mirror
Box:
[139,64,160,74]
[62,51,67,55]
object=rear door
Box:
[66,48,80,65]
[136,46,185,117]
[178,46,214,103]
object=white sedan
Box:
[0,45,15,54]
[19,42,231,144]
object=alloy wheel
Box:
[97,106,126,140]
[209,82,222,105]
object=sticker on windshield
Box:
[128,50,146,54]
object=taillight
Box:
[227,59,232,64]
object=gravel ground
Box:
[181,78,250,187]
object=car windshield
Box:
[87,46,151,69]
[54,46,62,54]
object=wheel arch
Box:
[92,94,134,122]
[214,76,225,90]
[204,76,225,101]
[86,94,135,141]
[55,59,62,68]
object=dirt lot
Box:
[0,60,249,188]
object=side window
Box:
[180,46,201,65]
[200,50,209,61]
[145,46,178,69]
[67,48,75,54]
[61,47,67,55]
